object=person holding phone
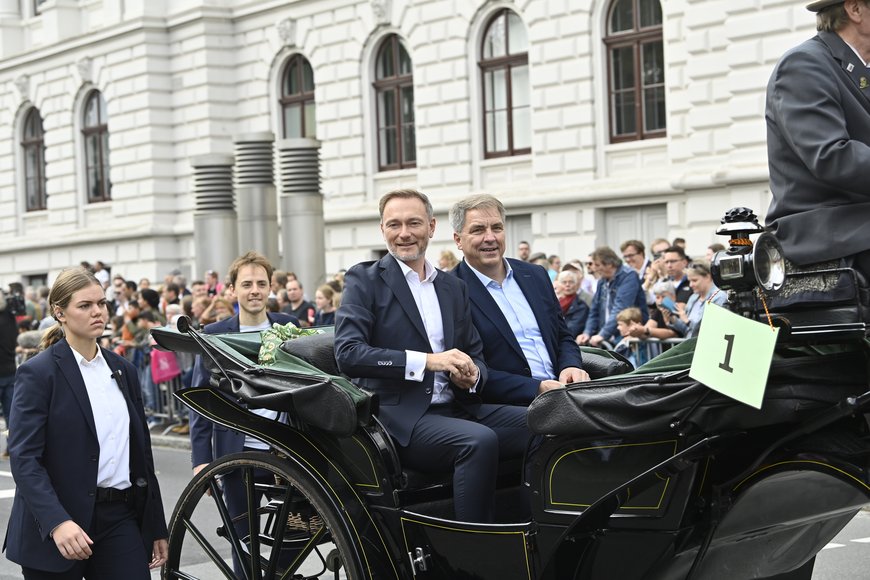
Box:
[627,280,682,341]
[670,262,727,339]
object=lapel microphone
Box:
[110,368,126,391]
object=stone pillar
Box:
[234,133,279,265]
[277,138,325,294]
[191,154,238,280]
[0,0,21,58]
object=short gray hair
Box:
[652,280,676,296]
[816,1,870,31]
[590,246,622,268]
[449,194,506,233]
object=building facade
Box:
[0,0,816,287]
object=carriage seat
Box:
[763,258,870,328]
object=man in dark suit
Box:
[334,189,530,523]
[188,252,297,568]
[766,0,870,278]
[450,195,589,405]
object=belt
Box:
[95,487,133,503]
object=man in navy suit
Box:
[188,252,297,567]
[450,195,589,406]
[334,189,530,523]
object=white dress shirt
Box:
[240,320,280,450]
[70,346,131,490]
[395,257,455,405]
[467,260,555,381]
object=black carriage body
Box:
[152,308,870,580]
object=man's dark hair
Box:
[590,246,622,268]
[165,283,180,297]
[125,280,138,293]
[620,239,645,255]
[140,288,160,310]
[664,246,689,261]
[138,310,157,323]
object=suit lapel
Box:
[53,339,98,440]
[379,257,430,346]
[511,263,557,359]
[460,261,525,360]
[819,31,870,107]
[433,273,455,350]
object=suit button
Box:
[90,455,98,462]
[424,387,432,395]
[88,490,95,497]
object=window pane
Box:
[284,103,302,138]
[402,125,416,163]
[485,69,507,110]
[378,89,396,130]
[84,95,99,127]
[643,86,666,132]
[610,0,634,33]
[507,12,528,54]
[512,106,530,150]
[97,93,108,124]
[611,46,635,91]
[26,177,38,211]
[24,111,43,139]
[285,59,299,95]
[398,43,412,76]
[511,65,530,107]
[85,133,98,170]
[380,127,397,166]
[613,90,637,135]
[302,59,315,92]
[642,42,665,86]
[377,39,395,79]
[401,86,415,123]
[483,13,506,59]
[485,110,509,154]
[304,102,316,139]
[639,0,663,28]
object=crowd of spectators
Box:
[1,233,725,439]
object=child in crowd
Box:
[614,307,650,369]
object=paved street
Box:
[0,444,867,579]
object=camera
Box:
[2,285,27,317]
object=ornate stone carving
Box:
[371,0,391,25]
[276,18,296,47]
[13,75,29,100]
[76,57,92,83]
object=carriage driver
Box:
[765,0,870,281]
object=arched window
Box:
[604,0,666,143]
[280,54,316,139]
[82,90,111,202]
[373,35,416,171]
[480,9,530,159]
[21,108,47,211]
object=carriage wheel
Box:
[163,451,364,579]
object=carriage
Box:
[152,208,870,579]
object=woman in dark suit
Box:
[5,267,168,580]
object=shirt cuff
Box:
[469,365,481,393]
[405,350,426,382]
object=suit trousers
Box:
[21,501,149,580]
[396,402,530,523]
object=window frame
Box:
[279,54,316,139]
[479,8,531,160]
[82,90,111,203]
[373,34,416,172]
[603,0,666,144]
[21,108,47,212]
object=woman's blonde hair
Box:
[40,267,102,350]
[317,284,341,310]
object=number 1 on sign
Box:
[719,334,735,373]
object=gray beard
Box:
[389,249,423,263]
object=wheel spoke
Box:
[179,516,236,579]
[264,482,294,579]
[208,476,252,580]
[278,525,329,580]
[244,467,263,580]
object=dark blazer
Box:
[189,311,297,468]
[454,259,583,405]
[5,339,167,572]
[334,255,489,447]
[766,31,870,265]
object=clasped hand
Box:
[426,349,478,389]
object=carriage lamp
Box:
[710,207,786,293]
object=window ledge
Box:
[480,153,532,168]
[604,137,667,154]
[374,167,417,179]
